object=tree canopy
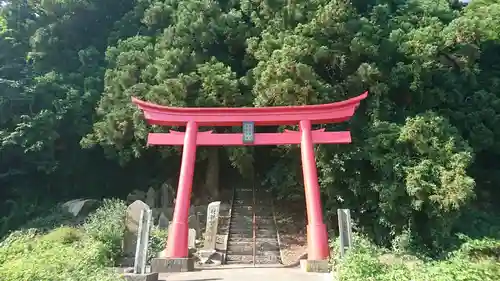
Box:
[1,0,500,252]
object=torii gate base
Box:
[132,92,368,273]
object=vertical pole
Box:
[165,121,198,258]
[140,209,153,273]
[252,182,256,266]
[133,209,145,273]
[337,209,353,258]
[299,120,329,260]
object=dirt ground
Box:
[274,200,308,265]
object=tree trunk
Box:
[205,147,220,200]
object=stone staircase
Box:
[225,187,281,265]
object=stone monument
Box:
[188,228,196,249]
[198,201,221,263]
[337,208,353,258]
[123,208,159,281]
[123,200,151,257]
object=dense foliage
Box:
[1,0,499,255]
[331,234,500,281]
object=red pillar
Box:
[165,121,198,258]
[299,119,330,260]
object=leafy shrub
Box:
[0,198,128,281]
[84,198,127,262]
[0,231,121,281]
[452,236,500,260]
[331,235,500,281]
[0,229,38,265]
[148,226,168,261]
[40,226,83,244]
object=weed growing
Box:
[0,199,128,281]
[331,234,500,281]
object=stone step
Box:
[256,222,276,226]
[228,234,277,240]
[229,220,252,225]
[253,210,274,214]
[230,214,274,219]
[229,230,277,236]
[232,202,271,204]
[231,211,253,215]
[225,254,254,264]
[227,243,280,253]
[229,230,253,234]
[256,252,282,264]
[229,225,252,230]
[255,241,280,250]
[254,215,273,219]
[255,237,280,243]
[225,254,281,264]
[228,232,253,237]
[228,237,253,242]
[229,226,275,231]
[231,207,273,212]
[226,251,254,257]
[228,238,279,247]
[229,219,250,223]
[255,218,275,221]
[230,214,253,219]
[231,206,253,209]
[226,240,254,247]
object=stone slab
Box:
[203,201,221,251]
[122,272,159,281]
[124,200,151,256]
[300,259,331,273]
[188,228,196,249]
[150,257,195,273]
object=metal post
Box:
[140,209,153,273]
[133,210,145,274]
[252,183,256,266]
[337,209,353,258]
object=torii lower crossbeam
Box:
[148,130,351,146]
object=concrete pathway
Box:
[158,265,332,281]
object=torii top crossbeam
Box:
[131,91,368,127]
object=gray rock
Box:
[61,199,100,217]
[145,187,156,209]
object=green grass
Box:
[0,198,169,281]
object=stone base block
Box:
[122,272,159,281]
[150,257,195,273]
[299,259,331,273]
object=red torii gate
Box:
[132,91,368,265]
